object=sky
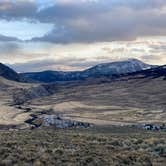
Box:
[0,0,166,72]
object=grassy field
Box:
[0,127,165,166]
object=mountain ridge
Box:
[20,59,156,83]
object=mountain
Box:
[82,58,154,76]
[20,59,156,83]
[0,63,20,81]
[20,70,80,83]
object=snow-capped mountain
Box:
[82,59,154,77]
[20,59,156,83]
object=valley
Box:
[1,1,166,165]
[0,60,166,128]
[0,60,166,165]
[28,76,166,127]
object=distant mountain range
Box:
[3,60,163,107]
[20,59,156,83]
[2,59,166,83]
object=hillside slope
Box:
[27,65,166,126]
[0,76,54,128]
[0,63,20,81]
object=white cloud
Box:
[1,36,165,72]
[0,0,166,71]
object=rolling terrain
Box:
[0,76,52,129]
[0,60,165,128]
[0,61,166,165]
[28,69,166,126]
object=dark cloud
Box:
[0,0,37,21]
[31,0,166,43]
[0,34,19,41]
[0,0,166,43]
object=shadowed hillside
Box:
[0,63,20,81]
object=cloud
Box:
[31,0,166,43]
[8,57,94,72]
[8,59,58,72]
[3,37,165,72]
[0,0,37,20]
[0,0,166,43]
[0,34,19,41]
[0,0,166,72]
[0,42,19,54]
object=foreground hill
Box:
[0,76,56,129]
[20,59,155,83]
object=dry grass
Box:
[28,77,166,126]
[1,74,166,127]
[0,127,165,166]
